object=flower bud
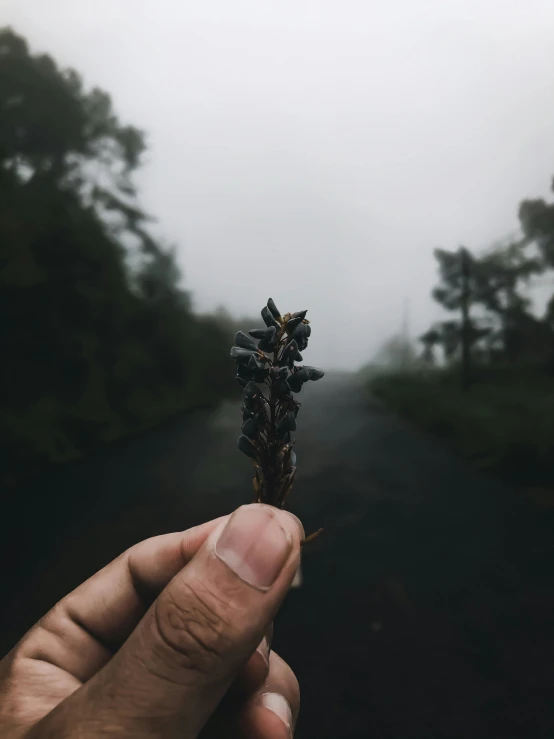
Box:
[286,316,303,333]
[238,435,258,459]
[267,298,281,320]
[230,346,257,363]
[262,306,279,328]
[241,417,259,439]
[249,326,276,340]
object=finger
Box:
[238,651,300,738]
[233,622,274,695]
[38,504,303,738]
[18,517,227,682]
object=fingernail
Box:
[260,692,292,735]
[255,636,270,667]
[214,506,293,590]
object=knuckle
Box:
[153,576,237,678]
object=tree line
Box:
[421,180,554,379]
[0,28,235,486]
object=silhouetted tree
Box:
[0,28,233,485]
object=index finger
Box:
[18,516,228,681]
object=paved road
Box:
[2,373,554,738]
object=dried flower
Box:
[230,298,325,543]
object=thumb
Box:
[41,504,302,738]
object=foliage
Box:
[370,366,554,487]
[371,175,554,488]
[0,28,235,486]
[422,215,552,367]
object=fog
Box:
[4,0,554,369]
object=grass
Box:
[368,364,554,488]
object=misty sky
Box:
[4,0,554,369]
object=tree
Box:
[426,238,546,371]
[0,28,233,486]
[519,179,554,270]
[429,246,484,386]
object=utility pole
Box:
[460,246,471,391]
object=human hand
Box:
[0,504,303,738]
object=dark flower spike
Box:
[230,299,325,545]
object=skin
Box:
[0,505,303,738]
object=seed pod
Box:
[293,367,311,383]
[286,376,302,393]
[249,326,276,341]
[248,354,264,371]
[238,435,258,459]
[308,367,325,381]
[242,406,255,420]
[290,322,308,344]
[235,331,258,351]
[230,346,257,363]
[287,367,311,392]
[237,362,254,379]
[262,306,279,328]
[286,316,303,333]
[292,310,308,320]
[241,417,259,439]
[267,298,281,320]
[258,337,277,353]
[276,410,297,437]
[280,339,300,368]
[244,381,261,400]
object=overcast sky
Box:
[4,0,554,369]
